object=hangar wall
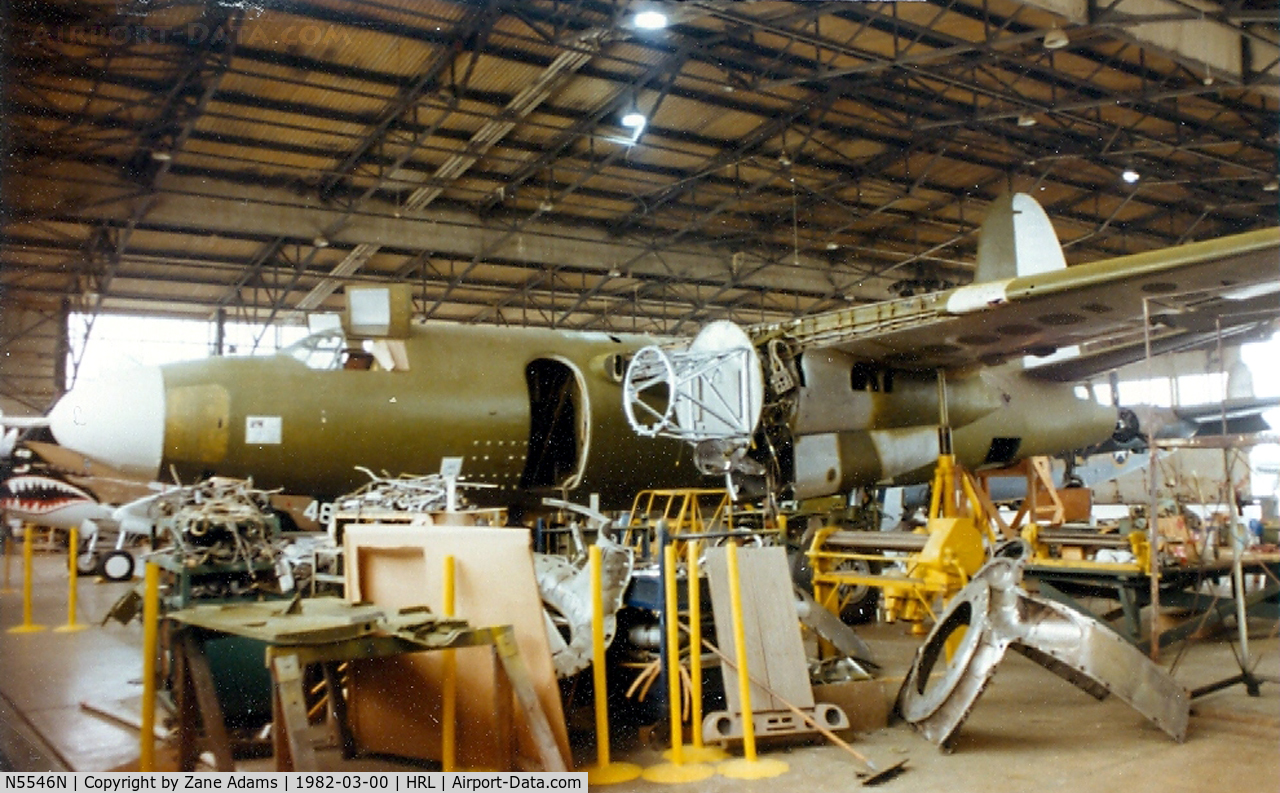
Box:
[0,297,67,418]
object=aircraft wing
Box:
[1176,395,1279,437]
[751,227,1278,380]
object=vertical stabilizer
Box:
[974,193,1067,284]
[1227,357,1255,399]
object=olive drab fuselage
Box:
[154,322,1117,510]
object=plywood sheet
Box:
[705,545,814,713]
[343,524,570,770]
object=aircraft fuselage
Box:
[49,322,1118,511]
[156,324,708,508]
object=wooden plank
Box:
[181,634,235,772]
[741,547,814,709]
[492,627,566,772]
[492,640,514,770]
[705,546,813,714]
[272,653,319,771]
[321,662,357,759]
[271,659,290,771]
[344,525,570,770]
[79,698,169,740]
[173,638,199,772]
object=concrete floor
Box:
[2,553,1277,791]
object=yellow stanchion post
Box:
[3,527,15,594]
[641,544,714,784]
[55,524,88,633]
[586,545,642,784]
[662,539,727,764]
[139,561,160,772]
[718,541,789,780]
[8,524,46,634]
[442,554,457,773]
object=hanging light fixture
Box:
[1121,166,1140,184]
[633,9,668,30]
[1042,27,1069,50]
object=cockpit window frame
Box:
[281,329,347,371]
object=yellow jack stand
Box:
[641,544,715,785]
[8,524,46,634]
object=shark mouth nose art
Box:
[0,474,98,516]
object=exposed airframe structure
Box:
[896,548,1189,749]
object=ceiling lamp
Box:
[1121,167,1140,184]
[1016,114,1037,127]
[633,10,668,30]
[620,110,647,129]
[1263,178,1279,192]
[1042,27,1069,50]
[150,150,172,161]
[313,235,330,248]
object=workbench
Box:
[164,597,567,772]
[1025,552,1280,651]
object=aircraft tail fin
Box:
[974,193,1067,284]
[976,194,1078,369]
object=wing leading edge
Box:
[752,226,1279,380]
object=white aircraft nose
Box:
[48,366,165,480]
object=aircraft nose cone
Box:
[48,366,165,480]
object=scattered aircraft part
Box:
[336,468,464,513]
[150,478,287,597]
[765,338,798,395]
[535,540,635,678]
[896,553,1189,749]
[540,496,608,563]
[540,497,611,530]
[99,549,136,582]
[102,587,144,626]
[792,587,877,675]
[691,439,767,481]
[623,321,764,467]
